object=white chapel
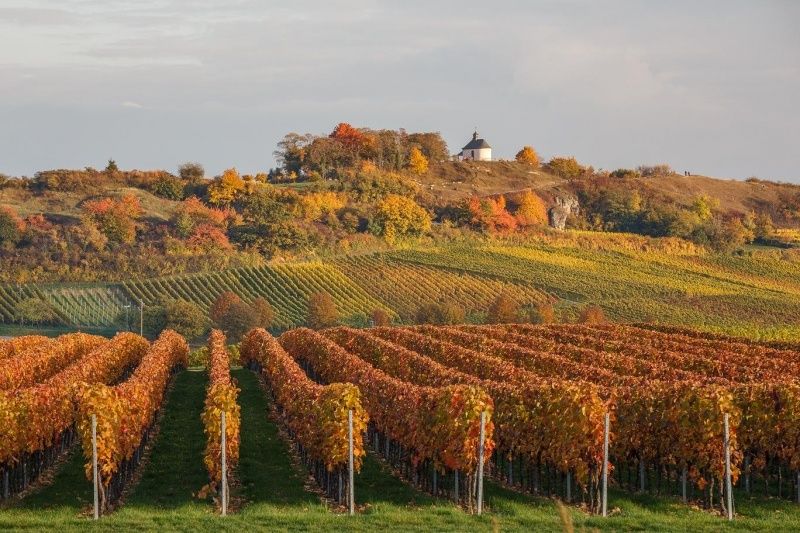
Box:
[460,131,492,161]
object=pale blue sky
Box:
[1,0,798,180]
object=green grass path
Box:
[3,368,800,531]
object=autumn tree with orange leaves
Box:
[82,195,142,245]
[466,195,517,234]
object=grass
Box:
[3,368,800,531]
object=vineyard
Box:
[3,322,800,530]
[4,236,800,342]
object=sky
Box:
[0,0,798,181]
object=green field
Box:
[3,367,798,532]
[3,231,800,340]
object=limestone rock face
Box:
[548,195,580,229]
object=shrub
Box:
[307,292,338,329]
[546,157,585,179]
[515,146,540,167]
[415,302,466,325]
[515,190,548,227]
[179,162,205,183]
[578,304,606,324]
[486,294,520,324]
[527,302,555,324]
[151,175,185,200]
[371,308,391,327]
[637,164,674,178]
[0,206,24,246]
[610,168,641,179]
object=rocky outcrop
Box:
[548,195,580,230]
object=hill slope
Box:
[3,232,800,341]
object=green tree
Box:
[143,305,168,335]
[307,292,339,329]
[165,299,208,338]
[546,157,585,179]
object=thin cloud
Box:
[121,101,143,109]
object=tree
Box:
[307,292,338,329]
[546,157,585,179]
[486,294,520,324]
[105,159,119,173]
[515,146,540,167]
[754,213,775,240]
[165,299,208,338]
[152,175,185,200]
[407,146,429,174]
[371,308,391,327]
[179,162,205,183]
[372,195,432,244]
[217,300,259,341]
[82,194,142,244]
[0,206,24,246]
[143,306,167,335]
[578,304,606,324]
[274,133,313,175]
[515,190,548,226]
[466,195,518,233]
[208,168,245,206]
[527,302,555,324]
[210,291,242,324]
[251,298,275,329]
[407,132,448,162]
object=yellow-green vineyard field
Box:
[3,233,800,340]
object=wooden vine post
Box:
[602,412,609,517]
[221,411,227,516]
[724,413,734,521]
[477,410,486,515]
[92,414,99,520]
[348,409,355,516]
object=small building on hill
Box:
[460,131,492,161]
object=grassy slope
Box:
[0,185,178,222]
[416,160,800,214]
[3,368,800,531]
